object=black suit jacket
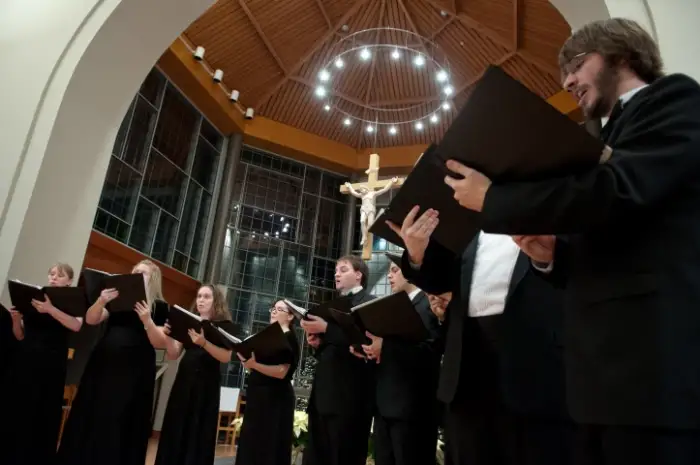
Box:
[402,238,568,419]
[308,289,377,416]
[375,291,442,419]
[481,74,700,428]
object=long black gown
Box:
[154,343,224,465]
[236,329,300,465]
[56,311,156,465]
[0,311,70,465]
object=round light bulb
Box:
[343,118,352,126]
[366,125,375,133]
[324,104,331,111]
[443,85,454,96]
[389,126,397,135]
[436,70,448,82]
[334,58,344,68]
[360,48,371,61]
[430,114,439,124]
[414,55,426,67]
[315,86,326,98]
[319,69,330,81]
[415,121,424,131]
[442,102,450,111]
[391,49,401,60]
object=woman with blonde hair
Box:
[0,263,83,465]
[155,284,233,465]
[57,259,168,465]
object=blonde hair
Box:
[132,260,164,306]
[193,284,232,322]
[48,262,75,281]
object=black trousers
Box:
[303,411,372,465]
[444,400,574,465]
[573,424,700,465]
[373,414,439,465]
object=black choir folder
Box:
[7,280,88,317]
[167,305,240,349]
[370,65,606,253]
[283,298,352,322]
[328,291,429,345]
[79,268,147,313]
[217,322,291,360]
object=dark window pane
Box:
[93,209,130,242]
[175,182,201,255]
[304,167,321,195]
[199,119,223,151]
[112,99,135,158]
[191,191,212,261]
[232,164,246,203]
[320,172,347,202]
[278,244,311,301]
[298,194,317,246]
[191,136,219,191]
[172,251,188,274]
[238,206,296,241]
[138,69,164,106]
[98,157,141,222]
[151,212,177,264]
[226,288,253,332]
[187,260,200,278]
[152,85,197,170]
[122,96,157,173]
[228,233,280,294]
[142,150,187,217]
[128,198,159,254]
[311,258,336,289]
[242,166,302,217]
[314,199,345,258]
[309,286,336,305]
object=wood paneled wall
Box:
[82,231,200,308]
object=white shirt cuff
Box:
[532,260,554,273]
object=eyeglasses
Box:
[561,52,588,78]
[269,307,290,314]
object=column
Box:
[205,132,244,284]
[0,0,213,295]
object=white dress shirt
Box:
[407,287,421,302]
[468,232,521,317]
[341,285,363,296]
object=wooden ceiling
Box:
[184,0,571,149]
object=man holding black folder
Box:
[442,18,700,465]
[301,255,377,465]
[367,254,441,465]
[389,208,572,465]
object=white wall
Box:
[0,0,213,294]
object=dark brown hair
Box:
[337,255,369,288]
[559,18,663,84]
[48,263,74,281]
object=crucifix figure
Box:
[340,153,405,259]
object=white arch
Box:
[0,0,212,288]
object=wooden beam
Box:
[397,0,432,58]
[290,76,366,108]
[513,0,520,50]
[255,0,371,107]
[431,16,455,40]
[356,0,387,149]
[315,0,332,30]
[238,0,287,75]
[454,52,516,95]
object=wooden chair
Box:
[216,387,243,456]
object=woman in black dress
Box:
[57,259,168,465]
[236,299,300,465]
[155,284,233,465]
[0,263,83,465]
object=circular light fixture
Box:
[415,121,424,131]
[389,126,398,135]
[413,54,426,67]
[436,70,448,82]
[315,86,326,97]
[319,69,330,81]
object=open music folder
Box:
[371,65,606,253]
[7,280,88,317]
[78,269,147,313]
[327,291,429,345]
[216,322,292,360]
[167,305,237,349]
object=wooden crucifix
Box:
[340,153,405,260]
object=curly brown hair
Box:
[559,18,663,84]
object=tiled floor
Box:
[145,438,235,465]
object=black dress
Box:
[154,342,224,465]
[56,311,156,465]
[0,311,70,465]
[236,329,300,465]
